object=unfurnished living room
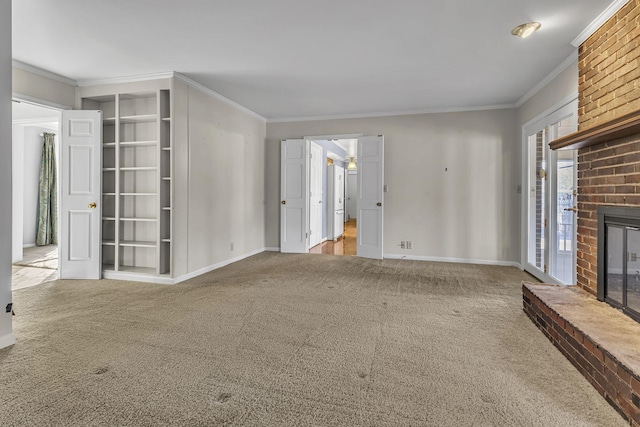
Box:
[2,0,640,425]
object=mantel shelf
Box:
[550,109,640,150]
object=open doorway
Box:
[308,138,357,256]
[280,135,383,259]
[12,100,61,290]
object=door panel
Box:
[524,100,577,284]
[357,136,384,259]
[280,139,309,253]
[60,110,102,279]
[309,142,323,248]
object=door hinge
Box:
[544,264,548,273]
[306,232,308,239]
[544,218,547,228]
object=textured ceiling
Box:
[12,0,616,119]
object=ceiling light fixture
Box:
[511,22,541,39]
[347,157,357,171]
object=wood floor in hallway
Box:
[309,219,356,256]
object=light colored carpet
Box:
[0,253,627,426]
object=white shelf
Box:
[120,217,157,222]
[120,193,156,196]
[120,140,157,147]
[103,168,116,172]
[103,217,116,221]
[104,117,116,123]
[120,240,157,248]
[162,239,171,243]
[102,240,116,246]
[162,117,171,122]
[102,193,116,196]
[120,166,157,171]
[162,177,171,181]
[162,207,172,211]
[103,142,116,147]
[120,114,157,123]
[161,147,171,151]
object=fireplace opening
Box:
[597,206,640,323]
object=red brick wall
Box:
[577,135,640,294]
[578,0,640,131]
[576,1,640,294]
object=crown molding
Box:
[515,50,578,108]
[173,73,267,122]
[572,0,629,47]
[12,60,77,86]
[267,103,516,123]
[76,71,175,87]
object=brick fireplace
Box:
[524,1,640,425]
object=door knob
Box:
[563,207,577,213]
[377,202,382,207]
[281,200,286,205]
[88,202,97,209]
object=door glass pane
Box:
[627,229,640,313]
[549,115,577,284]
[607,225,624,305]
[552,153,575,283]
[528,130,546,270]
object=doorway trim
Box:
[11,95,67,282]
[520,94,578,284]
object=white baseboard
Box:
[173,247,267,284]
[23,244,35,249]
[383,253,521,268]
[102,271,175,285]
[0,333,16,349]
[264,247,280,252]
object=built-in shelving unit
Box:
[82,89,172,278]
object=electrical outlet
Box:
[407,241,413,250]
[400,241,406,249]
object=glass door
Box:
[524,101,577,284]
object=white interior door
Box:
[280,139,309,253]
[357,135,384,259]
[346,172,357,220]
[59,110,102,279]
[309,142,323,248]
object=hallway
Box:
[309,219,356,256]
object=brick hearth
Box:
[523,283,640,425]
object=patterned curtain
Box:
[36,132,58,246]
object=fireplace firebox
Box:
[597,206,640,323]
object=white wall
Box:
[172,81,267,278]
[266,109,520,264]
[0,0,15,349]
[12,126,24,262]
[13,67,76,109]
[517,59,578,129]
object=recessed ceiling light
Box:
[511,22,541,39]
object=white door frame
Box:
[11,96,67,272]
[309,142,324,248]
[521,95,578,284]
